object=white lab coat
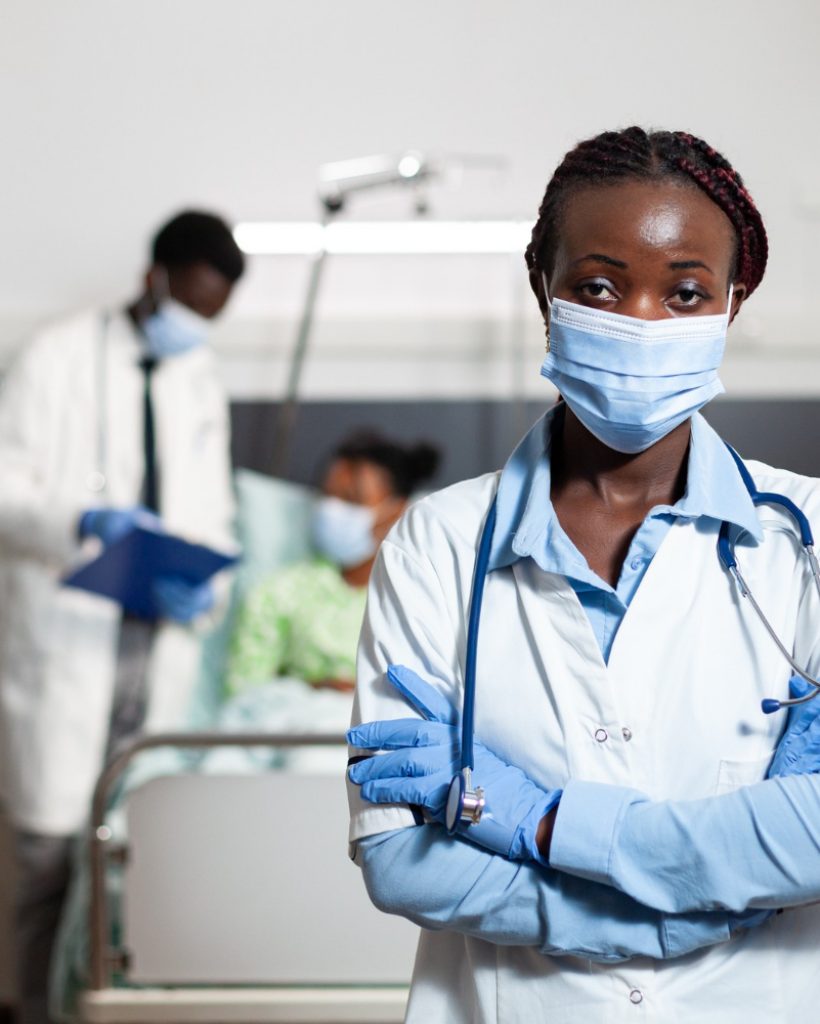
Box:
[0,309,235,835]
[349,462,820,1022]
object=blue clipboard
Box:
[63,526,239,619]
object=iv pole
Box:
[271,152,435,478]
[270,209,332,477]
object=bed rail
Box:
[88,731,347,991]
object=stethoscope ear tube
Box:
[721,444,820,714]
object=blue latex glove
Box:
[730,675,820,934]
[152,575,214,624]
[79,505,162,546]
[348,664,561,862]
[768,675,820,778]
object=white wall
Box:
[2,0,820,399]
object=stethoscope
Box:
[444,445,820,835]
[85,311,110,496]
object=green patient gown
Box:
[227,558,368,693]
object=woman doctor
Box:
[347,128,820,1023]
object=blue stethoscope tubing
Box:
[462,497,497,772]
[449,446,820,830]
[445,495,497,833]
[718,445,820,713]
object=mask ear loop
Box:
[541,271,552,352]
[725,282,734,323]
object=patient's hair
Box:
[333,431,440,497]
[525,126,768,297]
[152,210,245,282]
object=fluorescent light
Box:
[233,222,324,255]
[234,220,531,256]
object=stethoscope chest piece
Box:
[445,767,485,834]
[86,470,107,493]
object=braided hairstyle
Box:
[525,127,768,298]
[333,430,440,497]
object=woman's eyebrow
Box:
[669,259,713,273]
[572,253,628,268]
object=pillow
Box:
[190,470,315,726]
[234,469,314,588]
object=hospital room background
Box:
[2,1,820,1020]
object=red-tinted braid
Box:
[526,127,768,298]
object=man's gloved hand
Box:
[768,675,820,778]
[79,506,162,546]
[152,576,215,624]
[347,664,561,863]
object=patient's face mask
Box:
[141,268,210,359]
[540,273,733,454]
[310,496,377,568]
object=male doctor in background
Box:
[0,210,244,1024]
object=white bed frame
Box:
[82,734,415,1023]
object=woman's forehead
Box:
[324,458,393,498]
[555,179,736,267]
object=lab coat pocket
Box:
[715,754,772,795]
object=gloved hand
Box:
[733,677,820,936]
[768,675,820,778]
[347,664,561,862]
[79,505,162,546]
[152,575,214,624]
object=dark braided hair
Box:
[333,430,440,497]
[525,127,768,298]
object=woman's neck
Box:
[551,406,691,511]
[342,558,374,589]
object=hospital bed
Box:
[80,731,416,1024]
[58,470,414,1022]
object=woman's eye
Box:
[578,281,616,301]
[670,285,708,307]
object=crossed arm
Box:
[349,536,820,963]
[354,823,746,963]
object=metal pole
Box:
[271,216,331,478]
[88,730,347,990]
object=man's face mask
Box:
[141,267,210,359]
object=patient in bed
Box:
[50,432,440,1018]
[213,431,440,769]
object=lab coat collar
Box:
[488,406,763,575]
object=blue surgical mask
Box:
[310,496,376,569]
[141,297,210,359]
[540,277,732,454]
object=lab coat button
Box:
[629,989,643,1004]
[594,728,608,743]
[622,727,633,742]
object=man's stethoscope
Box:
[86,312,111,496]
[444,445,820,834]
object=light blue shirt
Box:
[489,405,762,661]
[358,411,774,963]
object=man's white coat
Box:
[0,310,235,834]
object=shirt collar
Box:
[488,408,762,575]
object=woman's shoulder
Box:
[384,471,501,561]
[746,459,820,514]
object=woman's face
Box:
[536,179,747,323]
[323,458,405,541]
